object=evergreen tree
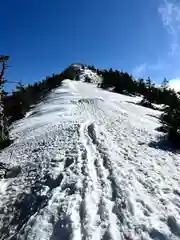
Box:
[145,77,152,89]
[161,78,169,90]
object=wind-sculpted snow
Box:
[0,80,180,240]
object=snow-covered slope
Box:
[71,64,102,84]
[0,80,180,240]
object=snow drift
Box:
[0,80,180,240]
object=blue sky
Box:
[1,0,180,91]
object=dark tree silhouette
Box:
[0,55,10,144]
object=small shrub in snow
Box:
[160,104,180,146]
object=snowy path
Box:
[0,80,180,240]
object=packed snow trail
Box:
[0,80,180,240]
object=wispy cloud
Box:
[158,0,180,54]
[133,0,180,91]
[149,58,165,71]
[158,0,180,90]
[132,58,165,79]
[132,63,147,77]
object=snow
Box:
[71,64,102,84]
[0,79,180,239]
[79,68,102,84]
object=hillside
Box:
[0,76,180,239]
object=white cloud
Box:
[158,0,180,54]
[132,63,147,77]
[132,1,180,81]
[169,78,180,91]
[158,0,180,91]
[132,58,165,78]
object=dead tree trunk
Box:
[0,56,9,140]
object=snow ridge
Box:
[0,80,180,239]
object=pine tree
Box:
[161,78,169,90]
